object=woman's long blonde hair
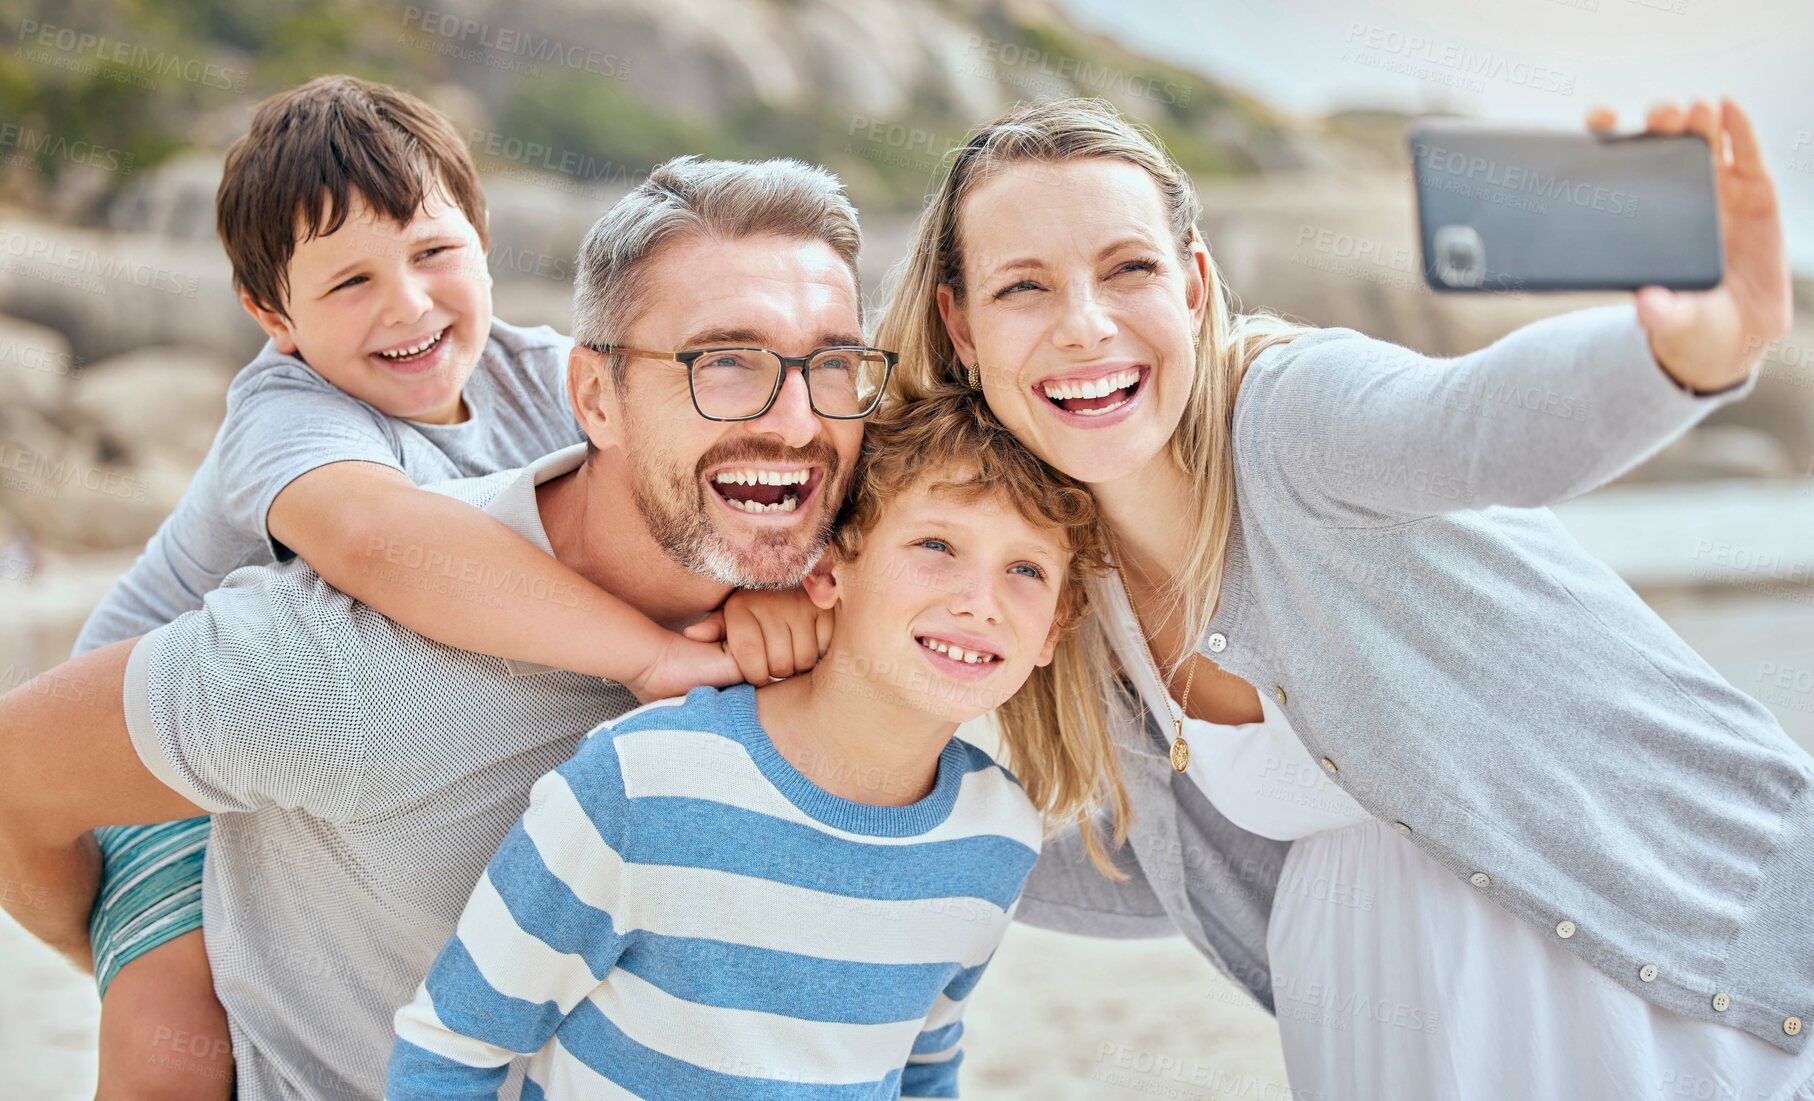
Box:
[875,98,1312,869]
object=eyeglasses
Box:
[587,343,898,422]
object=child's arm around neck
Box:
[267,460,739,701]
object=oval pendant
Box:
[1169,736,1190,772]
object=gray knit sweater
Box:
[1018,305,1812,1054]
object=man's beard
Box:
[625,422,842,589]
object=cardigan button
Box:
[1206,632,1227,653]
[1393,820,1412,835]
[1273,685,1288,706]
[1638,964,1658,983]
[1469,871,1491,888]
[1555,920,1576,939]
[1711,992,1731,1013]
[1786,1017,1803,1037]
[1320,756,1338,774]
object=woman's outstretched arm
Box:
[1245,99,1791,525]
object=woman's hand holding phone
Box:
[1587,98,1792,393]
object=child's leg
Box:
[89,819,233,1101]
[96,930,232,1100]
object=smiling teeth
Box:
[724,496,800,514]
[378,330,444,359]
[713,469,812,486]
[1041,368,1140,401]
[918,637,998,664]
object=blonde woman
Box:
[877,97,1814,1098]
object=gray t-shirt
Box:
[122,445,639,1100]
[74,317,585,655]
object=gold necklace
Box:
[1106,532,1198,773]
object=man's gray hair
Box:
[571,154,864,383]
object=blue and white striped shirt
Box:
[386,683,1043,1099]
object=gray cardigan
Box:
[1017,305,1813,1054]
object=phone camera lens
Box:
[1432,225,1485,288]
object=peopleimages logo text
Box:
[0,123,134,175]
[15,20,247,91]
[401,7,631,78]
[1417,142,1638,217]
[1345,23,1576,95]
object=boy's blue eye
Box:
[417,245,454,262]
[915,538,1045,579]
[332,275,367,292]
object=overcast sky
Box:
[1059,0,1814,274]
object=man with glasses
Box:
[0,155,888,1100]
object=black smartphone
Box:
[1408,121,1723,293]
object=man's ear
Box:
[801,549,842,611]
[238,290,300,356]
[936,284,979,370]
[568,346,622,450]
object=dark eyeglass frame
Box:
[585,343,899,422]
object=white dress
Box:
[1096,577,1814,1100]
